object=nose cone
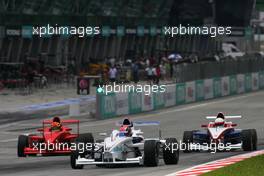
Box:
[44,132,60,144]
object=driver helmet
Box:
[52,121,61,128]
[215,117,225,126]
[119,125,132,137]
[51,116,62,130]
[216,112,225,119]
[122,118,133,127]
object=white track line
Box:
[0,138,17,143]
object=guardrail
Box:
[174,58,264,83]
[96,71,264,119]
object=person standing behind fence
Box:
[26,69,35,94]
[154,65,161,85]
[145,58,150,67]
[160,62,166,81]
[109,65,117,84]
[145,65,153,85]
[132,61,139,84]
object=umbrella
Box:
[168,54,182,62]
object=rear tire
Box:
[71,133,94,169]
[17,135,28,157]
[163,138,179,165]
[77,133,94,157]
[183,131,193,153]
[95,139,104,143]
[76,133,94,144]
[242,130,253,151]
[144,140,160,167]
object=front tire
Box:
[17,135,28,157]
[163,138,179,165]
[71,133,94,169]
[71,146,83,169]
[242,130,253,151]
[144,140,160,167]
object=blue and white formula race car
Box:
[71,119,180,169]
[182,113,257,153]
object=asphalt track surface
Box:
[0,91,264,176]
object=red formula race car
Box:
[17,117,93,157]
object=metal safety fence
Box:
[175,57,264,83]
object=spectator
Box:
[145,65,153,85]
[40,75,48,88]
[160,62,166,81]
[153,65,161,85]
[156,65,161,84]
[109,65,117,83]
[109,57,116,67]
[132,61,139,84]
[149,56,155,66]
[26,69,35,94]
[145,58,150,67]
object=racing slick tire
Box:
[95,139,104,143]
[183,131,193,153]
[163,138,179,165]
[76,133,94,144]
[71,133,94,169]
[17,135,29,157]
[144,140,160,167]
[250,129,257,151]
[242,129,254,151]
[77,133,95,157]
[71,145,84,169]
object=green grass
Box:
[202,154,264,176]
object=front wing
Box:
[75,139,164,165]
[76,156,143,165]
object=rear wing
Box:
[206,115,242,119]
[116,121,160,126]
[42,119,80,135]
[116,120,161,138]
[43,119,79,124]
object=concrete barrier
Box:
[69,103,80,116]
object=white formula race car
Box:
[71,119,179,169]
